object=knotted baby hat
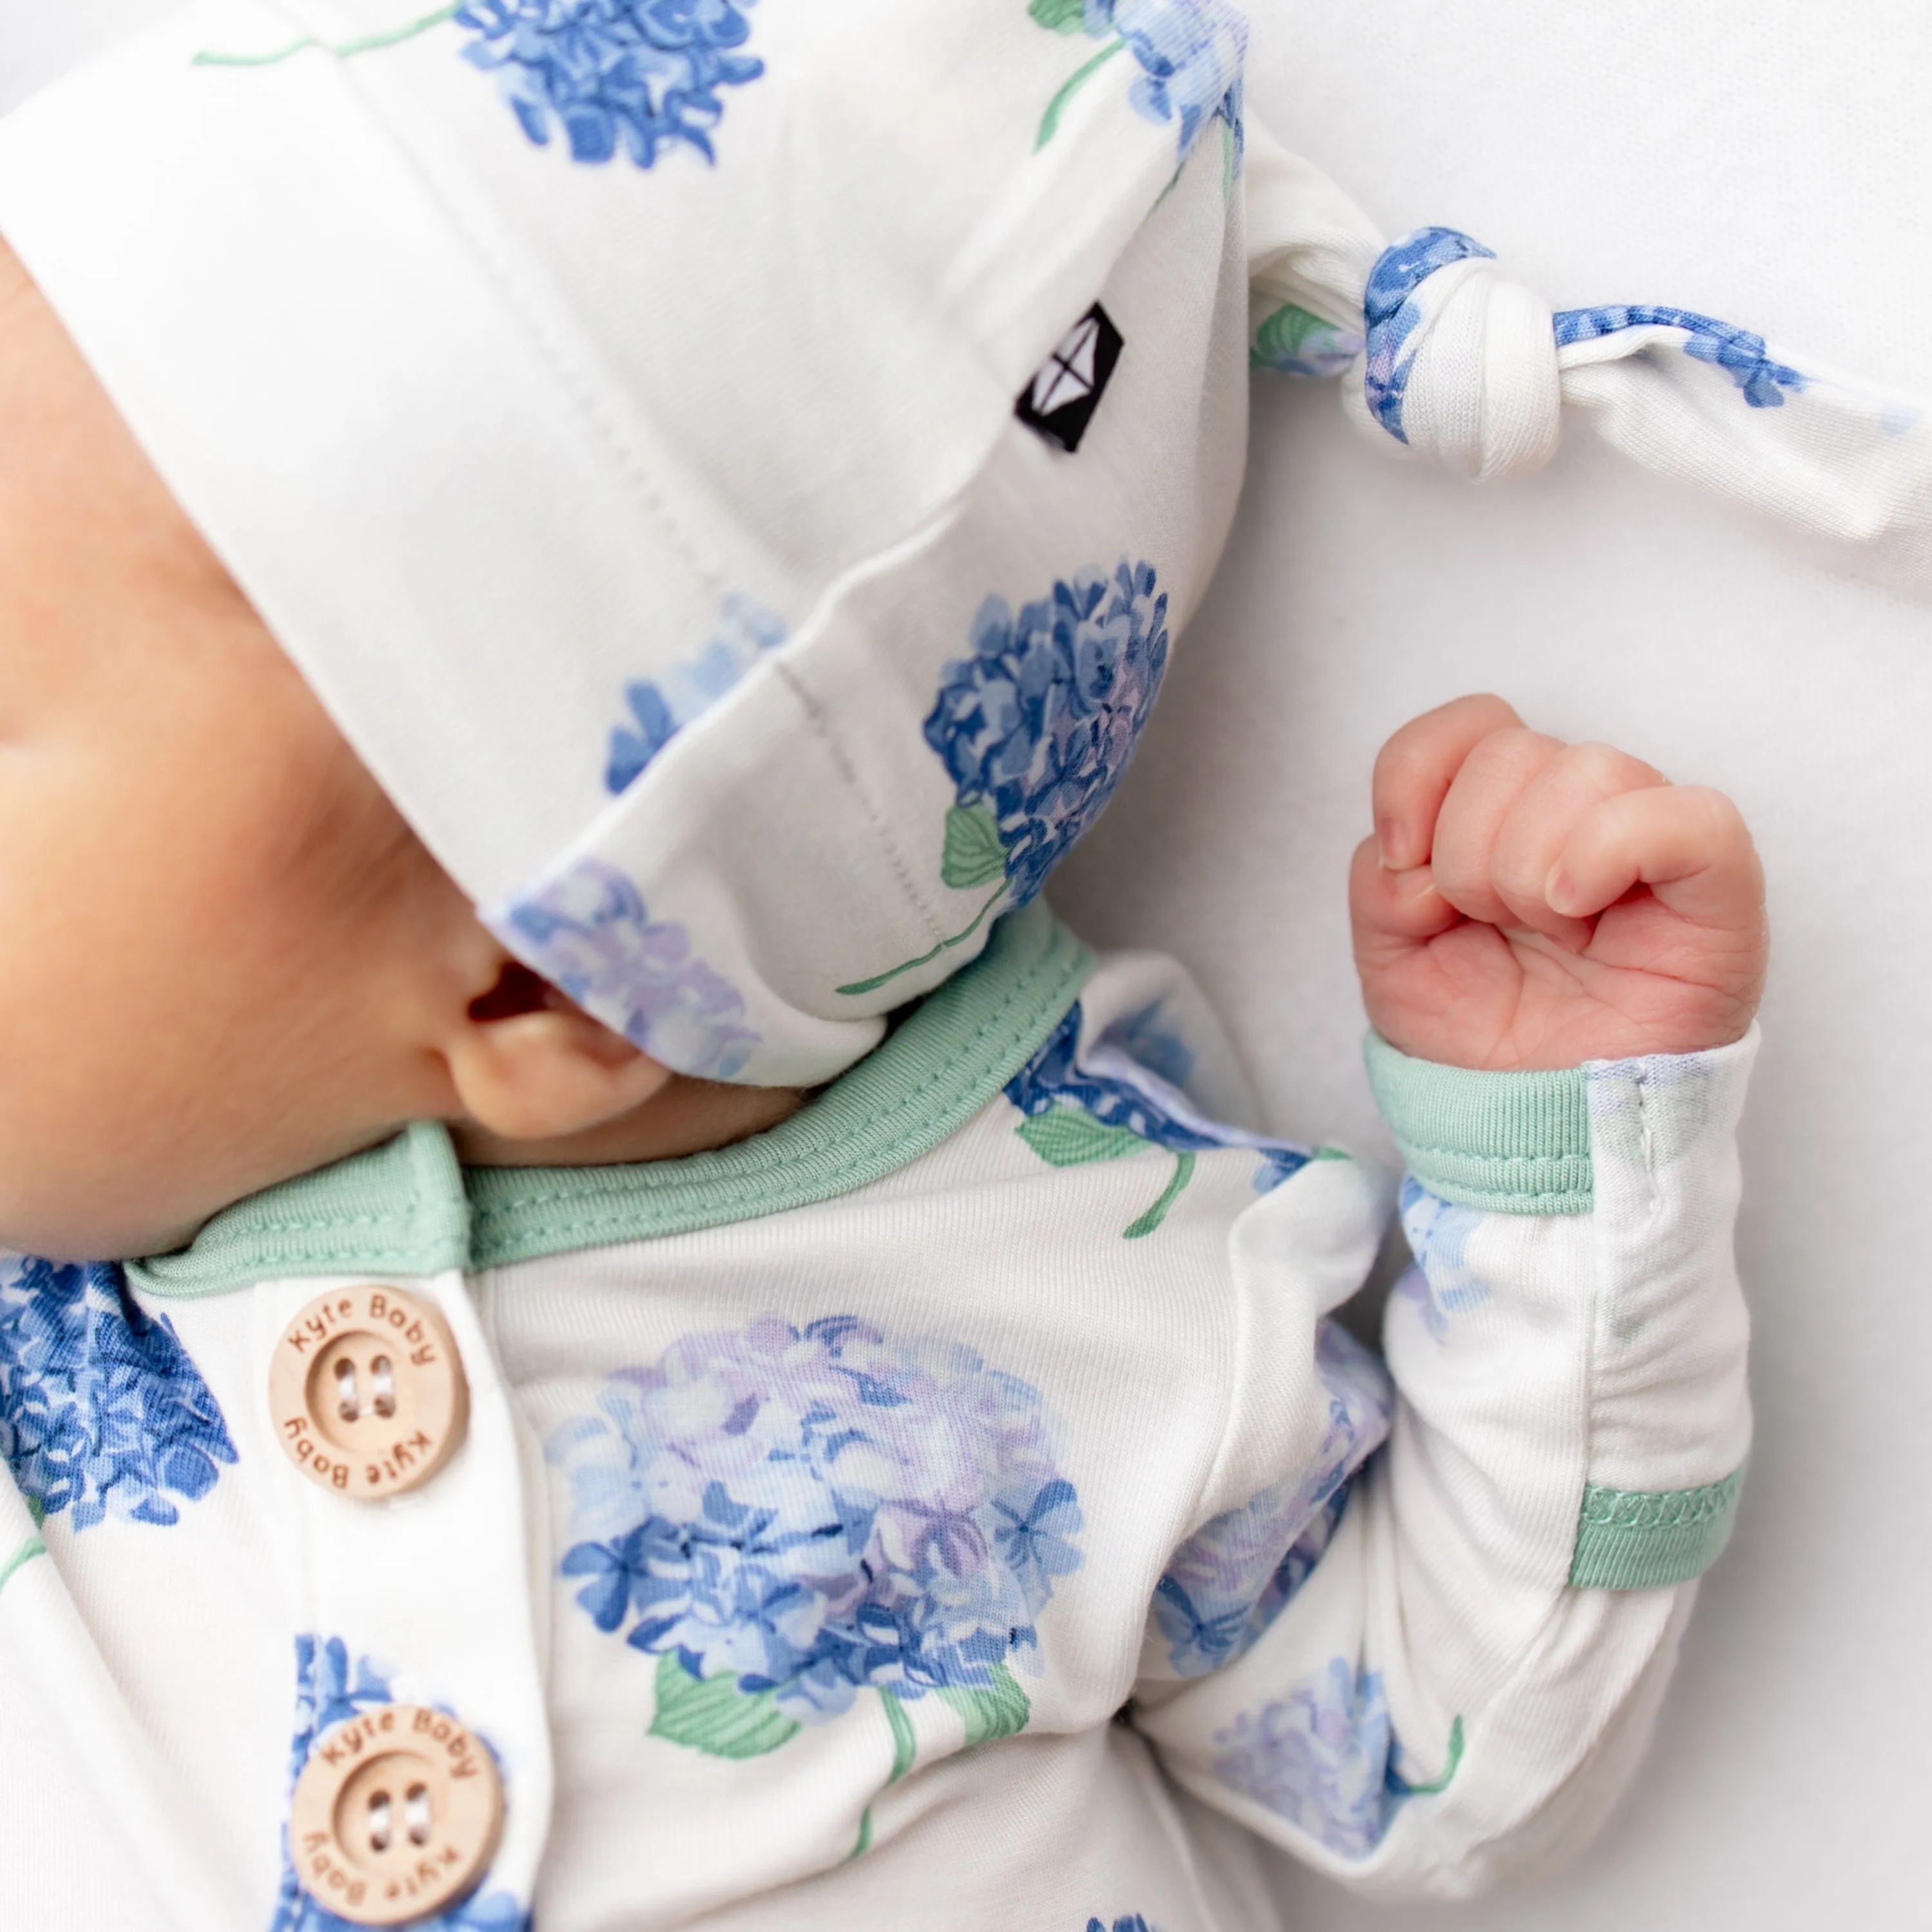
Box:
[0,1,1924,1091]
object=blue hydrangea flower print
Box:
[1213,1658,1464,1856]
[1104,999,1195,1092]
[1087,1918,1160,1932]
[605,594,786,793]
[456,0,765,167]
[551,1316,1084,1745]
[1553,303,1806,408]
[1004,1001,1312,1233]
[925,560,1169,911]
[1153,1323,1389,1678]
[1032,2,1245,164]
[0,1255,235,1530]
[1360,227,1495,442]
[273,1636,526,1932]
[1392,1177,1492,1341]
[498,857,759,1078]
[1362,225,1809,444]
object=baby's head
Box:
[0,9,1249,1258]
[0,240,761,1261]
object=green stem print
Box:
[1122,1151,1195,1239]
[851,1665,1032,1858]
[1035,35,1128,149]
[193,3,459,68]
[849,1689,920,1860]
[1387,1715,1466,1798]
[0,1530,44,1600]
[837,804,1012,997]
[1017,1104,1198,1238]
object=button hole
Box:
[334,1357,359,1423]
[404,1782,433,1845]
[366,1788,392,1852]
[371,1355,397,1419]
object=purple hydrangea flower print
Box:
[0,1255,235,1530]
[1214,1658,1464,1856]
[1213,1658,1396,1856]
[497,857,759,1079]
[925,561,1170,911]
[551,1315,1085,1728]
[457,0,765,167]
[274,1637,526,1932]
[1393,1177,1492,1341]
[1153,1323,1390,1677]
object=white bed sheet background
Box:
[3,4,1927,1927]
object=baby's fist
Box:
[1350,695,1766,1071]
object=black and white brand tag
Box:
[1014,303,1124,454]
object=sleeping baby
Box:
[0,5,1768,1929]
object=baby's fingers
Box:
[1547,785,1763,931]
[1349,834,1461,951]
[1372,694,1524,871]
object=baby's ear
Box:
[441,956,672,1142]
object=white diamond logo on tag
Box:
[1016,303,1124,454]
[1032,315,1100,415]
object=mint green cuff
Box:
[1569,1467,1746,1589]
[1363,1032,1592,1215]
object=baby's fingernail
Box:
[1377,817,1405,868]
[1545,864,1579,914]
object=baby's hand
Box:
[1350,694,1766,1070]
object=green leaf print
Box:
[941,801,1009,890]
[1028,0,1089,30]
[938,1663,1032,1745]
[1251,304,1334,367]
[1016,1104,1197,1236]
[1018,1106,1149,1168]
[649,1652,800,1759]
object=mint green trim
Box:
[470,903,1088,1264]
[1568,1466,1746,1589]
[0,1532,45,1598]
[129,904,1091,1297]
[128,1123,469,1300]
[1363,1032,1593,1215]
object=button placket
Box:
[261,1272,553,1931]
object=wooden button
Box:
[290,1703,504,1927]
[270,1286,468,1499]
